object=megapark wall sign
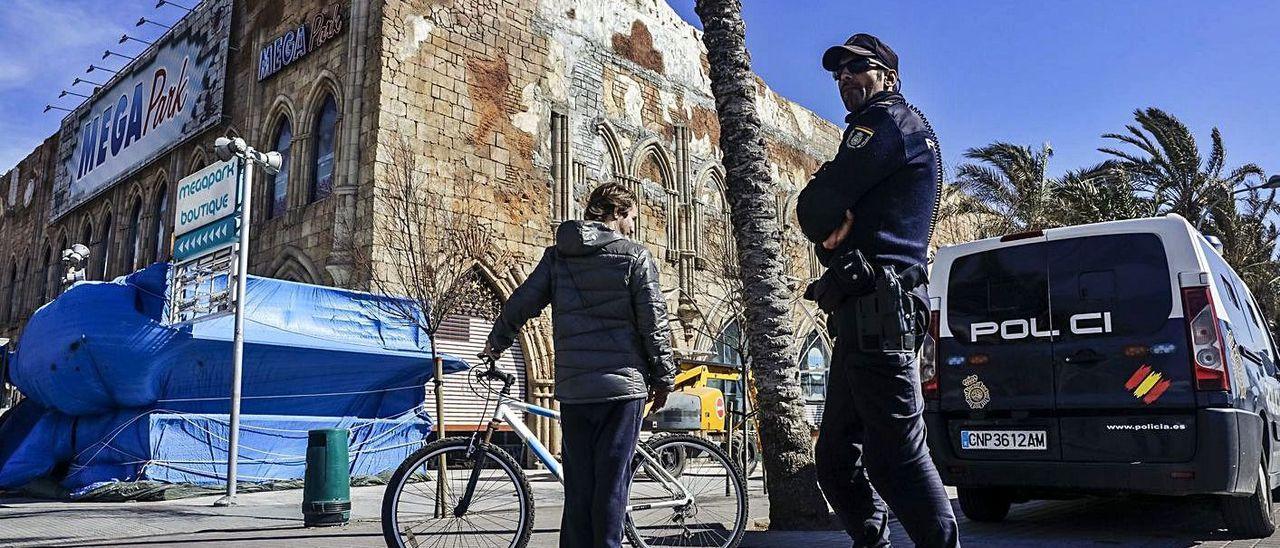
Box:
[50,0,231,221]
[257,4,344,81]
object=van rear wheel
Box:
[957,487,1011,522]
[1221,460,1277,537]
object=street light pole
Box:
[211,137,280,507]
[220,155,252,506]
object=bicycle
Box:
[381,358,748,548]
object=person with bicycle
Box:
[482,182,678,548]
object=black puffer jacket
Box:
[486,221,677,404]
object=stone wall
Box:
[372,0,845,438]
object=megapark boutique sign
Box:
[50,0,231,221]
[173,159,238,262]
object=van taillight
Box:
[921,310,940,399]
[1181,286,1229,391]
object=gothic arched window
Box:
[98,211,114,280]
[309,95,338,203]
[153,185,169,261]
[270,118,292,218]
[799,330,831,402]
[125,197,143,271]
[712,318,744,366]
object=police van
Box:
[922,214,1280,536]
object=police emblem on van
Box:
[963,375,990,410]
[969,312,1113,342]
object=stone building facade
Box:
[0,0,844,448]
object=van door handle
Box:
[1064,349,1105,364]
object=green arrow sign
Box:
[173,214,238,262]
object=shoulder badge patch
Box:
[846,126,875,149]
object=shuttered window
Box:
[432,314,527,432]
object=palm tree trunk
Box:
[694,0,831,529]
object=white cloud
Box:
[0,0,128,92]
[0,63,31,89]
[0,0,145,172]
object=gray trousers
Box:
[815,310,960,547]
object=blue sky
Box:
[2,1,1278,182]
[666,0,1280,179]
[0,0,157,172]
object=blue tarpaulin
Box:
[0,263,467,493]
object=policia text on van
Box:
[969,312,1113,342]
[922,214,1280,538]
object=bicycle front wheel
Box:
[381,436,534,548]
[625,433,749,547]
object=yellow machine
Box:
[645,360,744,433]
[644,359,760,477]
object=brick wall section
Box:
[369,0,847,441]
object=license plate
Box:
[960,430,1047,450]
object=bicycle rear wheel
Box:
[625,433,748,547]
[381,436,534,548]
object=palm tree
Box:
[1100,108,1280,326]
[694,0,831,528]
[1053,161,1156,226]
[1099,107,1266,231]
[1214,190,1280,321]
[953,142,1058,235]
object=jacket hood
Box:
[555,220,624,257]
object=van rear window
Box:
[947,233,1171,342]
[947,242,1050,344]
[1048,233,1171,339]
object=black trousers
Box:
[559,397,645,548]
[815,311,960,547]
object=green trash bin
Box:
[302,428,351,527]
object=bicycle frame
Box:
[478,390,695,512]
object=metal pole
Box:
[433,353,448,517]
[216,156,253,507]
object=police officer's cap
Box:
[822,33,898,72]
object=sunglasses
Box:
[832,58,886,80]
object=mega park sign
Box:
[256,4,344,82]
[49,0,231,221]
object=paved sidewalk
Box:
[6,474,1280,547]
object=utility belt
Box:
[803,249,928,354]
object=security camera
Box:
[61,243,90,265]
[261,151,283,175]
[213,137,248,162]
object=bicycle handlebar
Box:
[475,355,516,387]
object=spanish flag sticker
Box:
[846,126,874,149]
[1125,364,1172,405]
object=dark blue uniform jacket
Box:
[796,91,939,274]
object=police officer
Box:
[796,34,959,547]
